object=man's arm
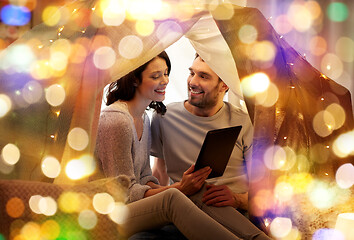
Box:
[152,157,170,186]
[202,184,248,210]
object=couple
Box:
[94,51,271,240]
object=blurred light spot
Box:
[270,217,292,238]
[21,222,41,239]
[0,156,15,174]
[1,143,20,165]
[209,2,234,20]
[109,202,129,224]
[50,39,72,56]
[29,195,42,214]
[0,5,31,26]
[253,189,273,213]
[118,35,143,59]
[58,191,80,213]
[0,44,35,73]
[255,82,279,107]
[311,144,330,164]
[327,2,348,22]
[305,1,322,20]
[335,213,354,240]
[135,19,155,36]
[238,24,258,44]
[335,163,354,189]
[263,145,286,170]
[103,3,125,26]
[65,154,95,180]
[93,46,116,70]
[288,3,313,32]
[6,197,25,218]
[42,6,61,26]
[156,21,183,48]
[313,228,345,240]
[296,154,310,172]
[93,193,115,214]
[274,15,292,35]
[307,180,336,209]
[45,84,66,107]
[332,131,354,158]
[288,173,313,193]
[325,103,345,130]
[0,94,12,118]
[31,60,52,80]
[241,72,270,97]
[312,110,335,137]
[41,220,60,240]
[309,36,327,56]
[50,51,68,71]
[335,37,353,63]
[250,41,276,62]
[67,127,89,151]
[281,228,301,240]
[22,80,43,104]
[78,210,97,230]
[127,0,162,20]
[39,196,57,216]
[41,156,61,178]
[274,182,293,202]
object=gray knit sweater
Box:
[95,101,159,203]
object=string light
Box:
[321,97,325,101]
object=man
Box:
[151,53,253,212]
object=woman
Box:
[94,51,260,240]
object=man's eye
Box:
[189,72,195,76]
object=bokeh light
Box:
[255,82,279,107]
[0,44,36,73]
[250,41,276,63]
[332,130,354,158]
[307,180,336,209]
[65,154,96,180]
[335,37,354,63]
[22,80,43,104]
[126,0,162,20]
[321,53,343,80]
[135,19,155,36]
[209,2,234,20]
[335,163,354,189]
[67,127,89,151]
[41,156,61,178]
[102,2,126,27]
[241,72,270,97]
[312,110,335,137]
[327,2,349,22]
[263,145,286,170]
[29,195,43,214]
[45,84,66,107]
[92,193,115,214]
[58,191,81,213]
[1,143,20,165]
[0,4,31,26]
[109,202,129,224]
[6,197,25,218]
[78,210,98,230]
[31,60,52,80]
[93,46,116,70]
[118,35,143,59]
[20,222,41,239]
[50,51,68,71]
[38,196,57,216]
[313,228,345,240]
[287,3,313,32]
[42,6,61,26]
[309,36,327,56]
[274,15,292,35]
[270,217,293,238]
[40,220,60,240]
[325,103,345,130]
[0,94,12,118]
[156,21,183,47]
[274,181,294,202]
[238,24,258,44]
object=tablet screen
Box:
[194,126,242,178]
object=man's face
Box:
[187,57,225,109]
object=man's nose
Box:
[189,75,199,86]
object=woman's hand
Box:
[177,165,211,196]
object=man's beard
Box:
[188,91,219,109]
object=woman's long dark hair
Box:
[106,51,171,114]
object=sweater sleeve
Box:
[95,111,151,202]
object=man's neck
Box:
[184,101,224,117]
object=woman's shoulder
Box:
[99,102,133,130]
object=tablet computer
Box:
[194,126,242,179]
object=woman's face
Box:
[137,57,169,103]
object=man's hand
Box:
[202,184,238,208]
[177,165,211,196]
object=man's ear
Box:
[220,82,229,92]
